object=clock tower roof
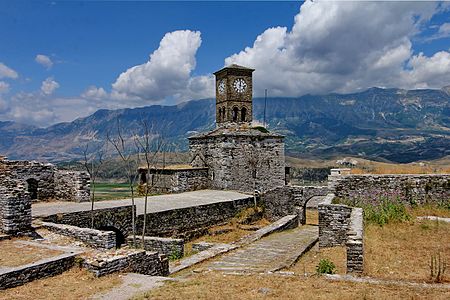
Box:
[213,64,255,75]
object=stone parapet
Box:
[127,236,184,257]
[42,222,116,249]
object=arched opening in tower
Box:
[232,107,239,122]
[241,107,247,122]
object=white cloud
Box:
[81,85,108,100]
[112,30,213,104]
[41,77,59,95]
[35,54,54,69]
[0,62,18,79]
[225,1,448,96]
[0,81,9,93]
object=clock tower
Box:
[213,64,254,127]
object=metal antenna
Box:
[263,89,267,128]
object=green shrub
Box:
[364,198,411,226]
[168,248,183,261]
[316,258,336,275]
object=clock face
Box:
[233,78,247,93]
[218,80,226,94]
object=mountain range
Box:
[1,87,449,163]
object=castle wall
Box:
[333,174,450,206]
[189,133,285,193]
[142,168,209,194]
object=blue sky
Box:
[0,1,449,127]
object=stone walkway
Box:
[32,189,252,217]
[201,225,318,274]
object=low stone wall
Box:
[334,174,450,206]
[42,205,134,238]
[318,194,365,274]
[192,241,215,252]
[318,198,352,248]
[346,208,364,274]
[127,236,184,257]
[54,170,90,202]
[262,185,329,224]
[0,252,77,290]
[83,250,169,277]
[137,197,254,240]
[0,176,32,235]
[42,222,116,249]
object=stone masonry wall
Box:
[83,250,169,277]
[189,132,285,193]
[127,236,184,257]
[262,186,295,222]
[346,207,364,274]
[42,222,116,249]
[0,172,32,235]
[334,174,450,206]
[319,194,365,274]
[137,196,254,240]
[42,205,134,237]
[0,252,77,290]
[145,168,209,194]
[54,170,90,202]
[318,194,353,248]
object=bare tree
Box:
[107,119,140,244]
[135,120,165,246]
[83,142,107,228]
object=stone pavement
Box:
[32,189,252,217]
[200,225,318,274]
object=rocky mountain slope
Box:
[1,87,449,163]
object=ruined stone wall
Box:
[0,159,90,203]
[137,196,254,240]
[42,222,116,249]
[54,170,90,202]
[83,250,169,277]
[334,174,450,206]
[147,168,208,194]
[42,205,134,237]
[0,174,32,235]
[318,194,353,248]
[127,236,184,257]
[0,252,77,290]
[189,133,285,193]
[318,194,365,274]
[346,208,364,274]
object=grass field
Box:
[91,182,134,201]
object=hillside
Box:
[0,87,449,163]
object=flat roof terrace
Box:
[32,189,252,218]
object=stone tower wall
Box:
[190,134,285,193]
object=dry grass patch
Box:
[0,240,63,267]
[0,268,122,300]
[306,209,318,225]
[289,244,346,275]
[365,218,450,282]
[138,272,450,300]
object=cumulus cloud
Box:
[0,62,18,79]
[0,81,9,93]
[81,85,108,100]
[41,77,59,95]
[225,1,448,96]
[35,54,54,69]
[0,90,105,127]
[112,30,214,104]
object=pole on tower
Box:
[263,89,267,128]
